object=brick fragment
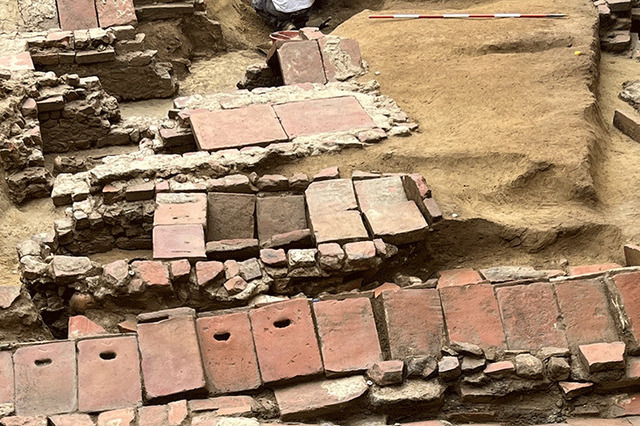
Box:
[96,0,137,28]
[206,239,260,260]
[2,416,47,426]
[138,405,167,426]
[97,408,135,426]
[188,396,255,416]
[0,352,13,405]
[344,240,378,269]
[167,400,188,426]
[313,298,383,375]
[367,360,404,386]
[68,315,107,339]
[625,244,640,266]
[249,299,323,383]
[559,381,593,399]
[255,174,288,191]
[612,272,640,344]
[260,248,287,267]
[49,413,94,426]
[438,356,461,381]
[223,276,248,295]
[131,260,171,289]
[362,201,428,245]
[568,263,622,275]
[484,361,515,378]
[195,261,224,287]
[313,166,340,181]
[437,268,484,288]
[317,243,345,271]
[579,341,626,373]
[125,182,155,201]
[169,259,191,284]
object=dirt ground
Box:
[3,0,640,287]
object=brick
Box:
[568,263,621,275]
[260,229,312,249]
[96,0,137,28]
[309,210,369,245]
[75,48,116,64]
[68,315,107,339]
[317,243,345,271]
[277,40,327,85]
[608,0,632,12]
[154,193,207,227]
[188,396,255,416]
[313,166,340,181]
[367,360,404,386]
[612,272,640,343]
[256,174,288,191]
[260,248,287,267]
[625,244,640,266]
[125,182,155,201]
[206,239,260,260]
[579,341,626,373]
[56,0,99,30]
[362,201,428,245]
[0,52,34,71]
[612,393,640,417]
[138,405,167,426]
[375,289,445,359]
[353,176,408,212]
[77,335,142,412]
[484,361,515,378]
[97,408,135,426]
[196,312,261,394]
[137,311,206,399]
[496,282,567,350]
[439,283,506,350]
[135,3,194,20]
[554,279,618,347]
[167,400,187,426]
[313,298,383,375]
[195,261,224,287]
[190,105,287,151]
[249,298,323,382]
[37,96,64,113]
[559,382,593,399]
[49,413,94,426]
[305,179,358,215]
[422,198,443,224]
[131,260,171,289]
[2,416,47,426]
[169,259,191,283]
[344,240,378,269]
[0,352,13,404]
[14,341,77,416]
[207,193,256,242]
[256,195,307,243]
[437,268,484,288]
[274,96,375,138]
[274,376,368,421]
[153,224,206,261]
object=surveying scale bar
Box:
[369,14,567,19]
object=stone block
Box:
[273,96,375,138]
[249,298,323,383]
[190,105,287,151]
[362,201,428,245]
[274,376,367,421]
[496,282,568,350]
[256,195,307,243]
[154,193,207,227]
[137,310,206,399]
[96,0,137,28]
[439,283,506,350]
[153,224,206,261]
[56,0,99,30]
[554,279,618,347]
[614,109,640,143]
[206,193,255,242]
[437,268,484,288]
[353,176,408,211]
[313,298,383,375]
[77,335,142,412]
[14,341,77,416]
[196,312,261,394]
[375,289,445,359]
[514,353,543,379]
[579,341,626,373]
[277,40,327,85]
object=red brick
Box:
[196,312,262,394]
[153,224,206,261]
[256,196,307,242]
[68,315,107,339]
[167,400,188,426]
[2,416,47,426]
[313,166,340,181]
[195,261,224,287]
[249,298,323,383]
[376,289,445,359]
[188,396,255,416]
[169,259,191,283]
[305,179,358,214]
[49,413,94,426]
[273,96,375,138]
[362,201,428,245]
[554,279,618,347]
[483,360,515,378]
[496,282,567,350]
[137,310,206,399]
[353,176,408,212]
[57,0,99,30]
[559,382,593,399]
[612,393,640,417]
[256,174,288,191]
[0,52,34,71]
[277,40,327,85]
[579,341,626,373]
[97,408,135,426]
[0,352,13,404]
[367,360,404,386]
[313,298,383,375]
[437,268,484,289]
[613,272,640,344]
[14,341,77,416]
[77,335,142,412]
[154,193,207,227]
[439,283,505,350]
[190,105,288,151]
[568,263,622,275]
[125,182,155,201]
[138,405,168,426]
[131,260,170,288]
[309,210,369,245]
[567,419,632,426]
[260,248,287,267]
[96,0,137,28]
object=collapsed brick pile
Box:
[596,0,637,52]
[3,264,640,424]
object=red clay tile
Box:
[437,268,484,289]
[613,271,640,344]
[439,283,506,350]
[96,0,137,28]
[353,176,408,212]
[277,40,327,85]
[138,405,167,426]
[77,335,142,412]
[196,311,262,394]
[153,224,206,261]
[579,341,626,373]
[154,194,207,227]
[57,0,99,30]
[313,298,383,375]
[568,263,622,275]
[249,298,323,383]
[68,315,107,339]
[0,52,34,71]
[0,352,13,405]
[131,260,171,288]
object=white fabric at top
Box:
[271,0,314,13]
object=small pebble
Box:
[452,213,458,218]
[375,71,381,75]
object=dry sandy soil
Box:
[2,0,640,286]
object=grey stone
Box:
[368,379,446,407]
[515,353,544,379]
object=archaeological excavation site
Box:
[7,0,640,424]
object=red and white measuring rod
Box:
[369,13,566,19]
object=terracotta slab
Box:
[154,193,207,227]
[273,96,375,138]
[57,0,99,31]
[77,335,142,412]
[153,224,206,261]
[196,312,262,394]
[313,298,383,375]
[0,52,34,71]
[0,352,13,405]
[353,176,408,212]
[309,210,369,245]
[375,289,445,359]
[137,310,206,399]
[277,40,327,85]
[305,179,359,215]
[496,282,568,350]
[249,298,323,383]
[362,201,428,245]
[206,193,256,242]
[256,195,307,242]
[613,271,640,344]
[190,105,288,151]
[14,341,77,416]
[96,0,137,28]
[439,283,506,350]
[555,279,619,347]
